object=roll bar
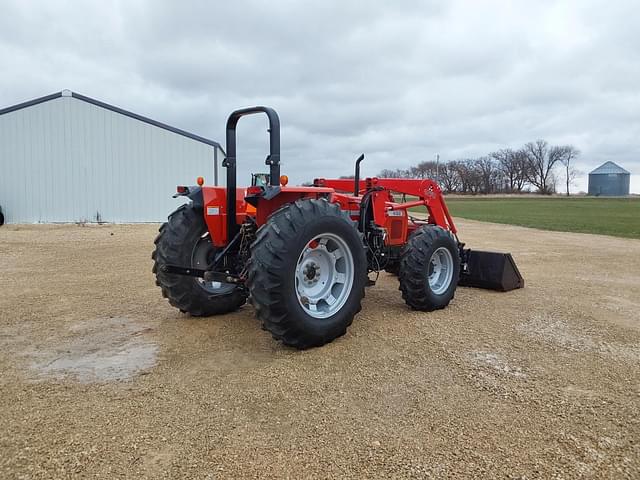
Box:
[223,106,281,238]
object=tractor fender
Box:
[174,186,204,210]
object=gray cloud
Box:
[1,0,639,191]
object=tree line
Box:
[377,140,581,195]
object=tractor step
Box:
[459,250,524,292]
[160,265,242,284]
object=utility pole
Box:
[435,153,440,183]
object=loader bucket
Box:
[459,250,524,292]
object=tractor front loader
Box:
[153,107,523,349]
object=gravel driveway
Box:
[0,220,638,478]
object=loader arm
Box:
[318,177,457,234]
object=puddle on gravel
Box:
[27,317,158,383]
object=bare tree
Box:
[372,140,580,197]
[449,159,479,193]
[475,157,499,193]
[450,160,468,193]
[464,159,483,193]
[558,146,581,196]
[513,149,531,192]
[491,148,529,192]
[439,162,461,193]
[491,149,512,191]
[523,140,563,194]
[378,168,408,178]
[409,161,438,179]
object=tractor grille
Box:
[390,219,403,240]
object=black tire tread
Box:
[398,226,460,311]
[247,198,366,349]
[152,203,247,316]
[384,261,400,275]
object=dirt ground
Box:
[0,220,638,479]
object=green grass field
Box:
[436,197,640,239]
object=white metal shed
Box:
[0,90,222,223]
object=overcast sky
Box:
[1,0,639,192]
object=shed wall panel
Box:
[0,96,220,223]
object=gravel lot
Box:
[0,220,638,479]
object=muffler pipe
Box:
[353,153,365,196]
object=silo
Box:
[588,162,630,196]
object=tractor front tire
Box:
[399,226,460,311]
[247,199,367,349]
[153,204,248,316]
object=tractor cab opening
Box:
[251,173,270,188]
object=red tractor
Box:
[153,107,523,349]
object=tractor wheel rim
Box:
[295,232,355,319]
[191,233,235,295]
[428,246,454,295]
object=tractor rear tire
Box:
[384,261,400,275]
[153,203,248,316]
[247,198,367,349]
[399,226,460,311]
